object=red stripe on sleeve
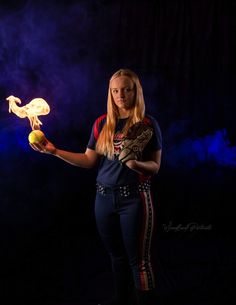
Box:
[94,114,107,140]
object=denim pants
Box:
[95,183,155,298]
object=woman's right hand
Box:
[29,138,57,155]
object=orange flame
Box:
[6,95,50,130]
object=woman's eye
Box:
[111,88,133,94]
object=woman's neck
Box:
[118,109,130,119]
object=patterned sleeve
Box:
[87,114,107,150]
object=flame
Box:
[6,95,50,130]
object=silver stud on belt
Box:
[138,181,151,192]
[96,183,106,195]
[119,185,130,197]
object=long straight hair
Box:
[96,68,145,159]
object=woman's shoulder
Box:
[93,113,107,127]
[95,113,107,123]
[93,114,107,140]
[143,114,160,126]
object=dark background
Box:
[0,0,235,304]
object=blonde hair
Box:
[96,68,145,159]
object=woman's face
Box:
[110,76,135,114]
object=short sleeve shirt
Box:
[87,114,162,186]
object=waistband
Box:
[96,181,151,197]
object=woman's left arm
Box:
[125,149,162,175]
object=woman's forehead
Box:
[110,76,134,88]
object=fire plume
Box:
[6,95,50,130]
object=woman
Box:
[30,68,162,305]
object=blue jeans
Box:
[95,183,155,299]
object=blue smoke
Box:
[164,128,236,169]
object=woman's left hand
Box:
[124,153,161,175]
[125,159,137,170]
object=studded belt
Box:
[96,181,151,197]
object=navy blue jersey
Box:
[87,114,162,186]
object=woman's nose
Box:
[118,89,125,97]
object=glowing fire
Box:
[6,95,50,130]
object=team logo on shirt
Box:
[114,131,124,157]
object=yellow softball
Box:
[28,130,45,144]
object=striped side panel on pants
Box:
[138,188,155,290]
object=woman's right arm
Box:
[30,138,100,169]
[54,147,100,168]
